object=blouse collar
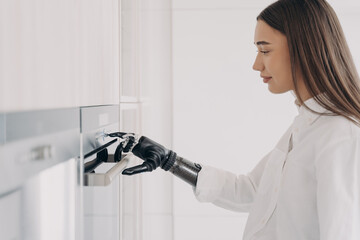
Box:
[295,97,329,125]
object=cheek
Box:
[281,61,293,87]
[270,55,293,83]
[266,58,294,93]
[279,51,293,78]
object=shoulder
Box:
[311,115,360,168]
[314,114,360,143]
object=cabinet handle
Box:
[17,145,54,164]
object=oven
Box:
[0,104,142,240]
[81,104,139,240]
[0,108,81,240]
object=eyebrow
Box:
[255,41,271,46]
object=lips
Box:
[261,75,272,83]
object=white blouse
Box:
[194,98,360,240]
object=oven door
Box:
[81,105,132,240]
[81,104,142,240]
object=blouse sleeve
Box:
[315,137,360,240]
[193,150,272,212]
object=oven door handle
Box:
[84,153,133,186]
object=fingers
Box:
[107,132,137,153]
[114,142,123,162]
[107,132,128,138]
[123,136,136,153]
[122,162,152,175]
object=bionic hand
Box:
[107,132,202,187]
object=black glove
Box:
[122,136,177,175]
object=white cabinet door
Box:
[0,0,120,112]
[78,0,120,107]
[120,0,139,102]
[1,0,80,111]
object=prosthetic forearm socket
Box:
[167,155,202,187]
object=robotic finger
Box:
[105,132,140,153]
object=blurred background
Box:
[1,0,359,239]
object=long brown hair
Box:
[257,0,360,125]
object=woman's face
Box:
[253,20,295,94]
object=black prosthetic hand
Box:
[108,132,202,187]
[122,136,177,175]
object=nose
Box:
[252,54,264,72]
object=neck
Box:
[296,78,313,105]
[292,90,312,107]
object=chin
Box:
[268,86,288,94]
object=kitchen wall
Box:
[171,0,360,239]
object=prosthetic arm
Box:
[107,132,202,187]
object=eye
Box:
[256,50,270,55]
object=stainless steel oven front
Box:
[0,108,81,240]
[81,105,133,240]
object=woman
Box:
[114,0,360,239]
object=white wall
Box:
[171,1,360,240]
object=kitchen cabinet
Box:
[0,0,80,111]
[0,0,120,112]
[121,0,139,102]
[78,0,120,107]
